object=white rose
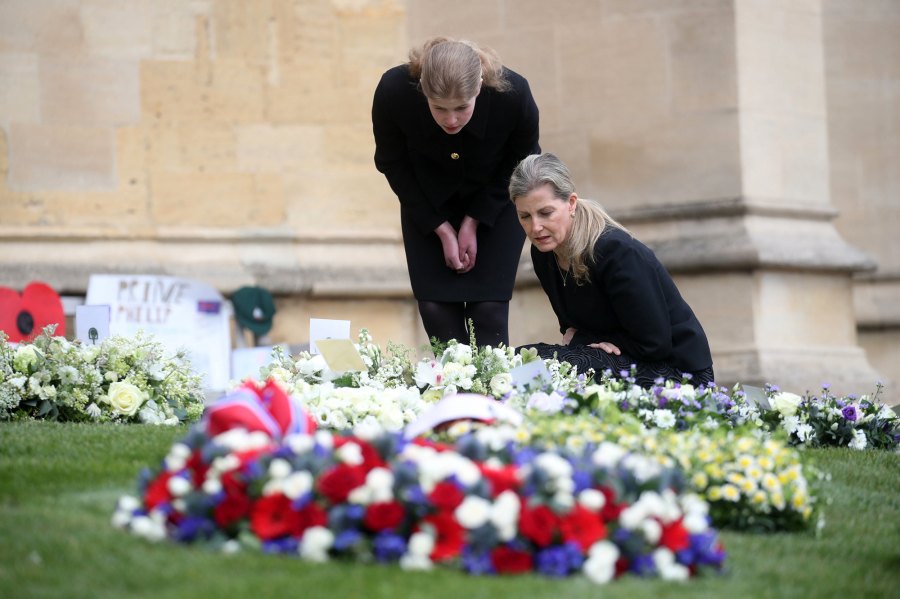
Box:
[771,392,803,417]
[489,373,513,396]
[13,345,39,372]
[578,489,607,512]
[526,391,564,413]
[103,381,147,417]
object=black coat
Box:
[531,227,713,373]
[372,64,540,235]
[372,64,540,302]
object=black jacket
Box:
[372,64,540,234]
[532,227,713,373]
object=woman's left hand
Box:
[457,216,479,273]
[588,341,621,355]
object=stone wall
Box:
[1,0,897,396]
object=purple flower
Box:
[262,536,299,554]
[535,543,583,577]
[461,546,495,575]
[841,405,858,422]
[373,532,407,562]
[629,554,657,576]
[174,516,214,542]
[332,529,362,552]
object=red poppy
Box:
[428,480,465,511]
[559,505,607,552]
[214,487,252,528]
[143,471,174,511]
[363,501,406,532]
[490,545,534,574]
[519,504,560,547]
[598,486,626,522]
[0,282,66,342]
[251,493,326,540]
[317,464,367,504]
[421,511,464,561]
[660,519,691,552]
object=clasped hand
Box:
[436,217,478,274]
[563,327,621,355]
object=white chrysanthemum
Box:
[300,527,334,562]
[592,442,627,469]
[454,495,492,529]
[584,541,620,584]
[848,429,868,450]
[578,489,607,512]
[653,409,676,429]
[282,471,314,500]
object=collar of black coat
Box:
[420,87,492,140]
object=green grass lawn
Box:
[1,422,898,599]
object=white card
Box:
[742,385,771,410]
[404,393,523,439]
[509,359,552,389]
[309,318,351,354]
[76,305,111,345]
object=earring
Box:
[570,212,575,219]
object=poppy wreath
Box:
[0,282,66,342]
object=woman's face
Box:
[426,95,478,134]
[514,183,577,253]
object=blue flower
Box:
[461,546,495,575]
[373,532,406,562]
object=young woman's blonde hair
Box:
[408,36,510,98]
[509,153,629,285]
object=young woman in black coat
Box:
[372,37,540,347]
[509,153,715,388]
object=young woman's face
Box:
[514,183,577,253]
[426,95,478,134]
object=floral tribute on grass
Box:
[114,380,727,584]
[254,330,899,454]
[0,327,204,424]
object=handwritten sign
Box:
[86,274,230,391]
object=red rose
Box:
[144,471,174,511]
[598,486,626,522]
[317,464,367,504]
[490,545,534,574]
[660,519,690,552]
[559,505,607,552]
[186,451,210,487]
[363,501,405,532]
[421,511,464,561]
[518,504,560,547]
[479,464,521,497]
[296,502,328,533]
[251,493,299,540]
[428,481,465,511]
[214,488,252,528]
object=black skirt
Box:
[401,201,526,302]
[522,342,715,389]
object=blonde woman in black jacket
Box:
[372,37,540,348]
[510,153,715,388]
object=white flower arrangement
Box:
[0,326,204,424]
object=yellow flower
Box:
[705,463,723,479]
[721,484,741,502]
[771,493,786,510]
[758,456,774,471]
[752,491,768,506]
[762,473,781,492]
[737,455,754,470]
[708,486,723,501]
[791,491,807,510]
[691,473,709,489]
[736,438,755,454]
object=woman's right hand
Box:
[435,222,466,271]
[562,327,576,345]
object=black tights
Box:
[417,300,510,348]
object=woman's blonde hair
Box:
[408,36,510,98]
[509,153,629,284]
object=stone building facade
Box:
[0,0,897,397]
